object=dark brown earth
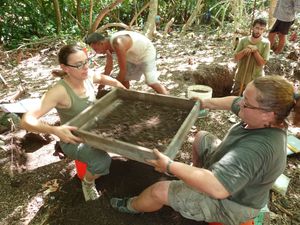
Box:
[26,159,206,225]
[90,99,190,151]
[0,28,300,225]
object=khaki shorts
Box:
[168,132,259,224]
[168,180,259,224]
[126,60,159,85]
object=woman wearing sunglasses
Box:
[21,44,125,202]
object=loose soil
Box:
[0,28,299,225]
[90,99,190,151]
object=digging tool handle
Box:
[238,55,251,96]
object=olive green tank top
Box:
[55,78,95,124]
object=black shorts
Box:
[270,19,294,35]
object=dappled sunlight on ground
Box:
[0,28,299,224]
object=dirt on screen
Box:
[90,99,190,151]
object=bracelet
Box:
[166,160,174,176]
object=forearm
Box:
[234,49,249,61]
[201,96,236,110]
[104,53,113,75]
[104,64,112,75]
[168,161,229,199]
[100,75,125,88]
[252,51,266,66]
[21,114,56,135]
[117,70,126,81]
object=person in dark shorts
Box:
[268,0,300,54]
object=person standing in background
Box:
[268,0,300,54]
[231,18,270,96]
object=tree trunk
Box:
[269,0,277,29]
[89,0,94,28]
[90,0,125,33]
[232,0,244,32]
[76,0,82,24]
[129,2,150,27]
[143,0,158,40]
[181,0,203,34]
[96,22,130,33]
[164,18,175,35]
[65,10,85,33]
[165,1,178,22]
[52,0,62,33]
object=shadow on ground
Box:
[29,158,207,225]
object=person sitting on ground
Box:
[85,30,169,95]
[231,18,270,96]
[21,44,125,202]
[110,75,300,225]
[268,0,300,54]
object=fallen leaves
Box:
[42,179,60,195]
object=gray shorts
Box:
[60,142,111,176]
[168,180,259,224]
[126,60,159,84]
[168,132,259,224]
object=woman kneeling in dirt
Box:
[110,75,300,224]
[21,44,125,202]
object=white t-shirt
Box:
[109,31,156,64]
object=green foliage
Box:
[159,0,199,24]
[0,0,271,50]
[0,112,20,131]
[244,0,268,13]
[209,0,232,27]
[0,0,56,49]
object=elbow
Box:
[20,117,28,130]
[257,57,266,66]
[209,186,230,199]
[20,114,26,127]
[20,113,35,131]
[210,190,230,199]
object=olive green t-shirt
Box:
[234,37,270,85]
[210,97,286,209]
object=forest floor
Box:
[0,27,300,225]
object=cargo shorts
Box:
[125,59,159,85]
[168,180,259,224]
[168,131,259,224]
